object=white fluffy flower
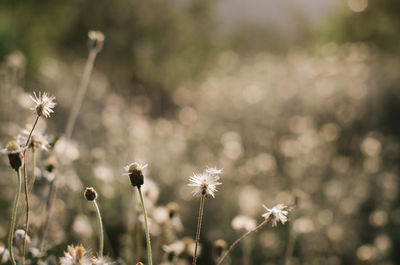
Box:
[16,127,50,151]
[262,204,289,227]
[231,215,256,231]
[60,245,92,265]
[30,92,56,118]
[188,167,222,198]
[123,162,148,175]
[162,240,185,257]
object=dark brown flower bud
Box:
[124,163,147,187]
[84,187,97,201]
[45,156,57,173]
[2,141,23,171]
[167,202,180,219]
[213,239,227,257]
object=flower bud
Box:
[84,187,97,201]
[213,239,227,257]
[124,163,147,187]
[4,141,23,171]
[167,202,180,219]
[88,31,105,53]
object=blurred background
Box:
[1,0,400,264]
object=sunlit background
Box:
[1,0,400,264]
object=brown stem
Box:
[21,115,40,265]
[192,194,206,265]
[217,220,268,265]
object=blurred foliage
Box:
[318,0,400,52]
[0,0,220,94]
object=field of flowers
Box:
[1,27,400,265]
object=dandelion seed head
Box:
[188,167,222,198]
[30,92,56,118]
[262,204,289,227]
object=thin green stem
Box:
[9,168,22,265]
[217,220,268,265]
[137,187,152,265]
[22,115,40,265]
[92,200,104,257]
[192,194,205,265]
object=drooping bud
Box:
[84,187,97,201]
[88,30,105,53]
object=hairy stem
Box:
[217,220,268,265]
[137,187,152,265]
[22,115,40,265]
[8,168,22,265]
[93,200,104,257]
[192,194,206,265]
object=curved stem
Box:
[137,187,152,265]
[9,168,22,265]
[192,194,205,265]
[92,200,104,257]
[22,115,40,265]
[217,220,267,265]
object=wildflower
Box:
[14,229,31,247]
[231,215,256,231]
[213,239,227,257]
[0,245,10,263]
[167,202,180,219]
[183,237,200,257]
[84,187,98,201]
[16,128,50,151]
[123,162,148,187]
[88,31,105,53]
[30,92,56,118]
[262,204,289,227]
[162,241,185,260]
[188,168,222,198]
[1,141,26,171]
[60,245,92,265]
